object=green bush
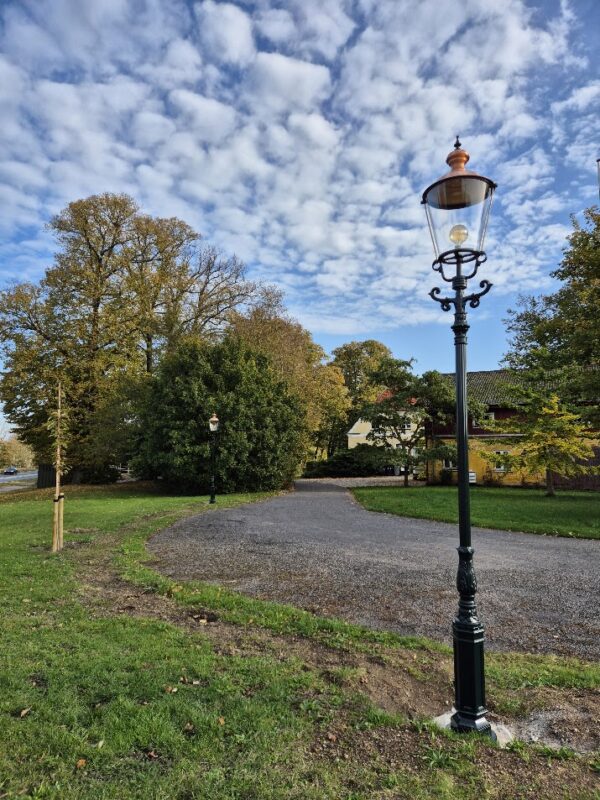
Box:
[131,337,306,492]
[304,444,389,477]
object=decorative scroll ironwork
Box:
[429,251,492,313]
[429,287,453,311]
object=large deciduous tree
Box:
[0,193,259,480]
[131,336,306,492]
[505,206,600,425]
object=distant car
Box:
[3,466,18,475]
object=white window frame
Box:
[493,450,509,472]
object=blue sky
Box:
[0,0,598,375]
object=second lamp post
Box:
[209,413,220,504]
[422,138,497,738]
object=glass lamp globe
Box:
[422,138,496,259]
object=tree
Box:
[0,432,35,469]
[505,206,600,425]
[0,193,260,479]
[362,358,456,486]
[325,340,392,455]
[131,336,306,492]
[229,294,349,459]
[478,391,598,496]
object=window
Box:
[494,450,509,472]
[443,458,455,470]
[474,411,495,428]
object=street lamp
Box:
[422,138,497,738]
[208,413,219,504]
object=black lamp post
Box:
[208,413,219,504]
[422,138,497,738]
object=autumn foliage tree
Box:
[479,391,598,496]
[0,193,260,480]
[229,292,349,459]
[324,340,391,456]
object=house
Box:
[426,369,537,486]
[347,369,599,487]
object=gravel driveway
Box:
[149,480,600,660]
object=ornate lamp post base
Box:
[452,618,496,739]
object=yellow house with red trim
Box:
[427,370,545,486]
[347,369,599,487]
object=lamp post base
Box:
[451,712,496,739]
[452,615,494,738]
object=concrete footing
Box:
[432,710,514,747]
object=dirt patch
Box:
[310,717,600,799]
[510,687,600,753]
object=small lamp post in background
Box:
[208,413,220,504]
[421,138,497,738]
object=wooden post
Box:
[52,382,63,553]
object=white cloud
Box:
[132,112,177,148]
[195,0,255,66]
[255,9,296,44]
[247,52,331,114]
[289,0,356,61]
[170,89,237,142]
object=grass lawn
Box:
[352,486,600,539]
[0,482,598,798]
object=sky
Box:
[0,0,598,375]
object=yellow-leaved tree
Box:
[480,392,598,496]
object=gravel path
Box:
[149,480,600,660]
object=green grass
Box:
[0,483,598,798]
[352,486,600,539]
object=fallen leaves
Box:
[75,758,86,769]
[19,707,31,718]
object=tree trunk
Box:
[545,468,555,497]
[145,334,153,373]
[404,464,409,487]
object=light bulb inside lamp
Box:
[449,223,469,247]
